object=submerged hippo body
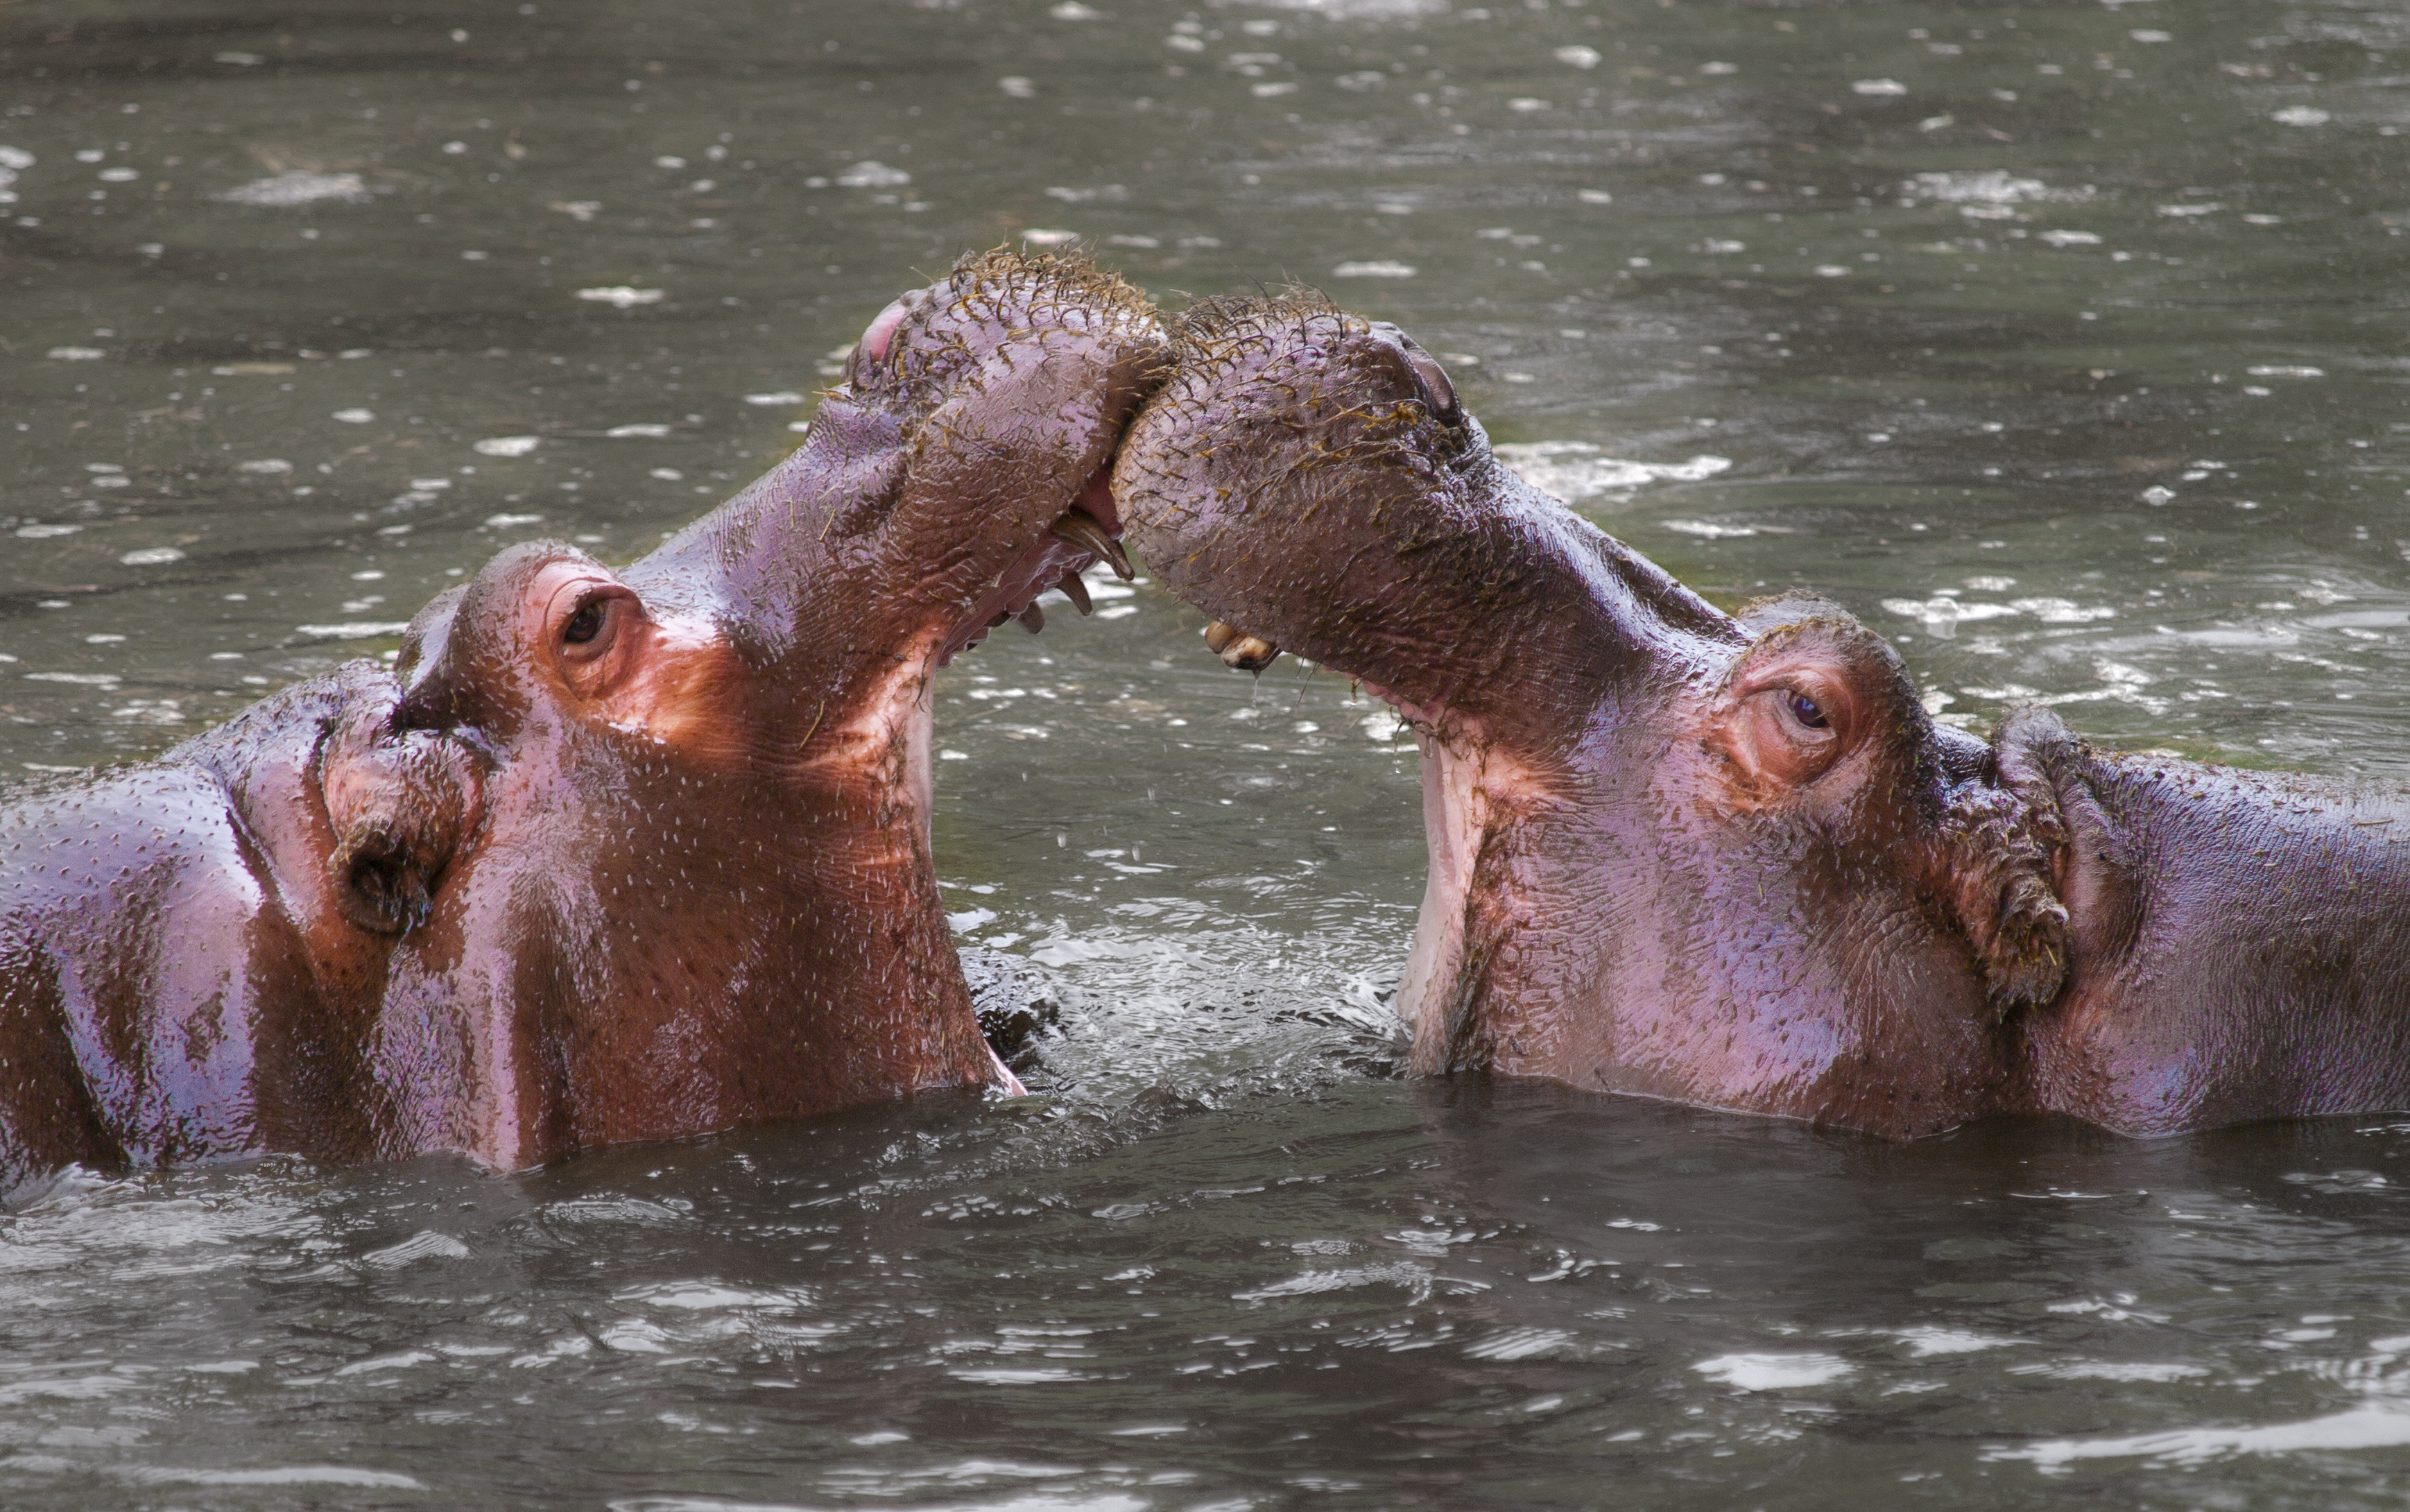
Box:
[1114,294,2410,1139]
[0,252,1163,1185]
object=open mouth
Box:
[934,463,1135,667]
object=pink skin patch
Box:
[934,465,1124,667]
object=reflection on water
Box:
[5,0,2410,1504]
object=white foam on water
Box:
[216,171,372,207]
[607,422,673,438]
[1497,443,1732,502]
[743,391,804,406]
[1694,1352,1855,1390]
[835,160,911,188]
[474,436,542,456]
[360,1231,469,1268]
[1987,1405,2410,1470]
[294,622,411,639]
[123,1465,424,1488]
[1463,1328,1578,1361]
[1331,260,1416,277]
[1902,171,2092,205]
[1896,1328,2024,1357]
[119,547,185,566]
[577,286,664,307]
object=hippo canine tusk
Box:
[1049,509,1134,581]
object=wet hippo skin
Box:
[1112,294,2410,1139]
[0,252,1164,1185]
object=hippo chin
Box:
[1114,294,2410,1140]
[0,251,1164,1183]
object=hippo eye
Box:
[562,601,605,646]
[1787,691,1829,730]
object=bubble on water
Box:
[606,423,673,438]
[1852,78,1908,96]
[1332,260,1416,277]
[236,458,292,474]
[1553,44,1601,69]
[294,621,411,639]
[218,171,373,207]
[332,408,375,424]
[25,672,121,686]
[2248,365,2325,379]
[2273,107,2332,127]
[84,633,126,644]
[46,346,105,361]
[999,76,1038,98]
[743,391,804,406]
[473,435,542,456]
[577,286,664,308]
[2040,230,2103,248]
[1022,228,1078,248]
[120,547,185,566]
[0,146,33,170]
[97,166,138,182]
[17,524,80,538]
[551,199,601,221]
[649,467,683,481]
[213,50,263,66]
[484,513,546,529]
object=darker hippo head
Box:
[1116,296,2067,1136]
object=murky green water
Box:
[5,0,2410,1504]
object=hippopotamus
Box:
[1113,293,2410,1139]
[0,250,1163,1186]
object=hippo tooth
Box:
[1049,510,1134,581]
[1220,634,1280,672]
[1018,603,1045,633]
[1203,620,1239,654]
[1058,573,1094,616]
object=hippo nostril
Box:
[1404,349,1458,420]
[850,287,929,379]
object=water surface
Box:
[5,0,2410,1504]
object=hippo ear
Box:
[320,714,483,936]
[1930,770,2071,1017]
